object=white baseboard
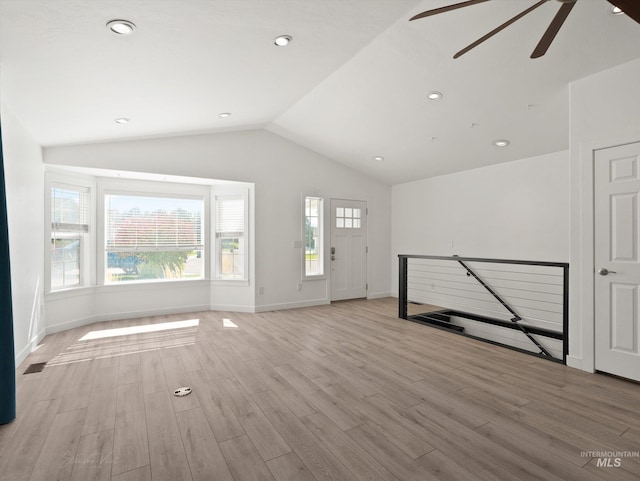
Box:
[15,328,47,368]
[209,304,256,313]
[566,355,584,371]
[254,298,330,313]
[367,291,392,300]
[46,304,211,335]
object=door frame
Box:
[329,197,368,302]
[575,133,640,374]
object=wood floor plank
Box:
[326,388,433,459]
[457,385,640,463]
[175,407,234,481]
[70,430,114,481]
[144,391,193,481]
[255,366,317,418]
[7,298,640,481]
[117,353,141,386]
[216,376,291,461]
[345,424,437,481]
[139,350,168,395]
[266,452,317,481]
[219,435,276,481]
[112,384,149,476]
[110,465,151,481]
[186,369,245,442]
[58,361,98,413]
[301,412,402,481]
[191,341,233,379]
[28,408,87,481]
[83,387,117,436]
[405,400,570,481]
[275,364,364,430]
[0,397,63,481]
[474,422,607,481]
[252,389,359,481]
[417,449,484,481]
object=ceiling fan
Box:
[410,0,640,59]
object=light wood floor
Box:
[1,298,639,481]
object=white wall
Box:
[1,104,46,366]
[44,129,392,325]
[391,150,571,295]
[569,58,640,372]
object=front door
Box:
[330,199,367,301]
[594,141,640,382]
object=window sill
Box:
[211,278,250,287]
[46,278,215,299]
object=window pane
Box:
[105,194,204,283]
[345,208,352,217]
[51,236,81,289]
[353,219,361,228]
[336,218,344,228]
[336,207,344,217]
[106,250,203,282]
[353,208,361,219]
[305,197,323,277]
[216,195,246,279]
[219,236,243,277]
[51,186,89,232]
[345,218,353,228]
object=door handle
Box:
[597,268,617,276]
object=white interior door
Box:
[594,141,640,382]
[330,199,367,301]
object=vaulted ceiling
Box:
[1,0,639,184]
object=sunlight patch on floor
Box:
[46,318,200,366]
[79,318,200,341]
[223,318,238,329]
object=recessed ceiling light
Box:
[373,156,384,162]
[106,19,136,35]
[274,35,292,46]
[114,117,130,124]
[610,6,624,15]
[427,91,443,100]
[218,112,231,118]
[493,139,510,147]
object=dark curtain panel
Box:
[0,120,16,424]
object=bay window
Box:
[104,194,204,283]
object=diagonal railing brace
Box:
[454,256,553,358]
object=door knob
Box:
[597,268,617,276]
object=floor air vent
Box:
[23,362,47,374]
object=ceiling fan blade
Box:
[531,1,576,58]
[607,0,640,24]
[410,0,490,21]
[454,0,547,58]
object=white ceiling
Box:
[1,0,639,185]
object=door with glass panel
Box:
[330,199,367,301]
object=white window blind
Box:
[105,194,203,252]
[51,185,89,233]
[215,196,244,234]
